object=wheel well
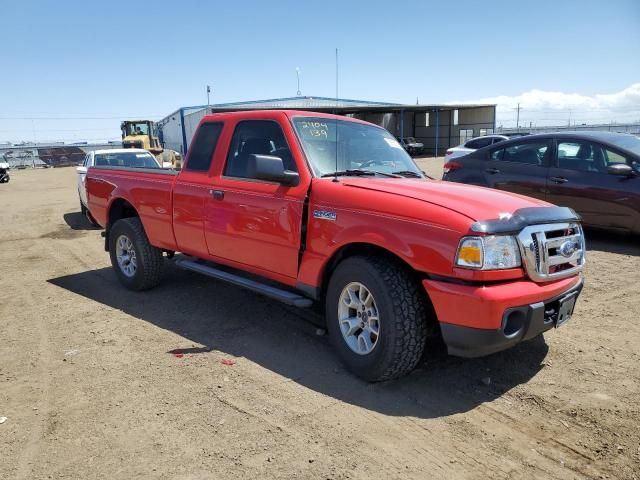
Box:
[104,198,139,251]
[320,243,418,298]
[108,198,138,226]
[318,242,440,334]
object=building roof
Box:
[159,96,496,124]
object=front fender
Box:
[297,206,464,288]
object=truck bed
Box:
[86,165,179,251]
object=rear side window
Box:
[466,138,492,149]
[186,122,223,172]
[501,140,551,165]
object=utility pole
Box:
[206,85,211,107]
[514,103,521,131]
[295,68,301,96]
[335,48,339,102]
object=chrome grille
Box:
[517,223,585,282]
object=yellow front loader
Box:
[121,120,182,168]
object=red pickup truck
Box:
[86,110,585,381]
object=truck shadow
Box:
[47,263,548,419]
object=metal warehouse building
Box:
[157,96,496,156]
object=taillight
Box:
[443,161,462,174]
[446,149,454,155]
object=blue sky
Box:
[1,0,639,142]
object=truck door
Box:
[204,118,309,280]
[172,122,224,257]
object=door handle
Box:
[210,189,225,200]
[550,176,568,184]
[485,168,500,174]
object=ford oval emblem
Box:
[559,240,577,258]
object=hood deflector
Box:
[471,207,581,234]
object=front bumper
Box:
[423,276,583,358]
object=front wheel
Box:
[326,256,429,381]
[109,217,164,291]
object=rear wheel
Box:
[326,256,429,381]
[109,217,164,291]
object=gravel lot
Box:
[1,164,639,480]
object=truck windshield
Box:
[292,117,423,178]
[94,152,159,168]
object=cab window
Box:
[224,120,296,179]
[186,122,223,172]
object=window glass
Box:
[225,120,295,179]
[125,122,150,136]
[424,112,430,127]
[94,152,159,168]
[490,149,504,161]
[480,128,494,136]
[492,137,506,144]
[292,117,422,177]
[186,122,223,172]
[557,141,606,172]
[466,138,492,149]
[603,135,640,156]
[604,149,628,166]
[453,110,459,126]
[501,141,550,165]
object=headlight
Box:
[456,235,521,270]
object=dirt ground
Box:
[1,164,639,480]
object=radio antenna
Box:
[333,47,339,182]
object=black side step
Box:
[176,258,313,308]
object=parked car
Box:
[77,149,161,222]
[397,136,424,156]
[443,131,640,234]
[86,110,585,381]
[445,135,509,161]
[0,161,9,183]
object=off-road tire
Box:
[109,217,164,291]
[326,256,429,381]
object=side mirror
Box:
[607,163,633,176]
[76,166,87,174]
[248,154,299,186]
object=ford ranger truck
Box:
[85,110,585,382]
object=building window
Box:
[479,128,494,136]
[453,109,459,126]
[460,129,474,144]
[424,112,430,127]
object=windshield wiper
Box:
[391,170,422,178]
[321,169,400,178]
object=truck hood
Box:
[340,178,550,222]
